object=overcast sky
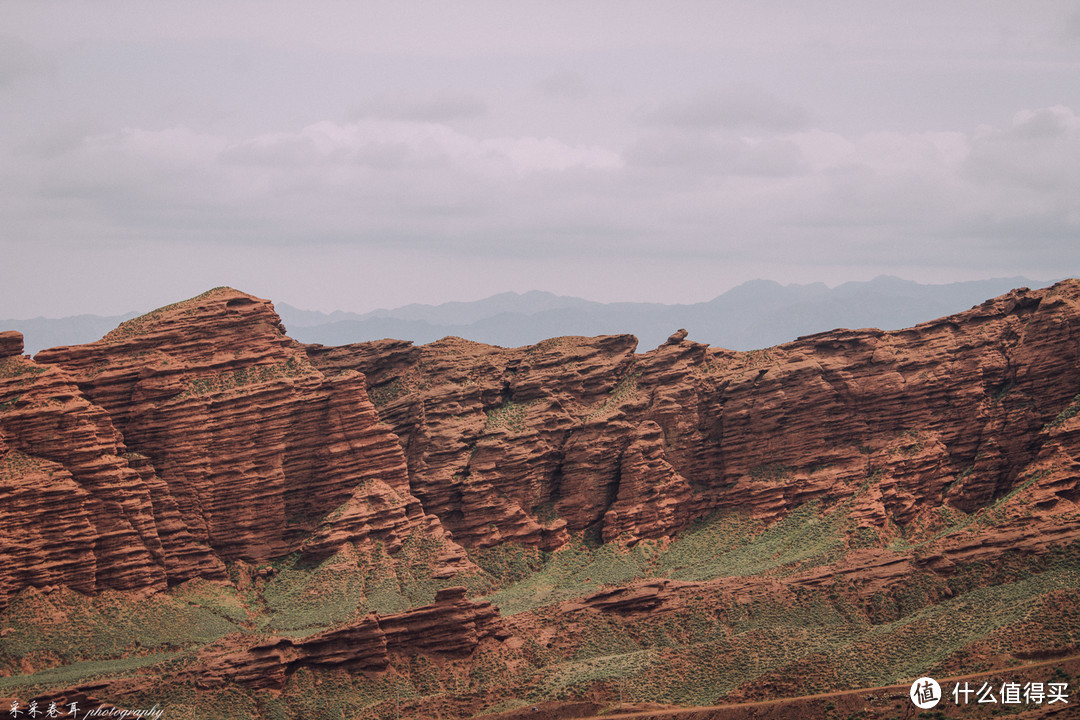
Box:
[2,1,1079,317]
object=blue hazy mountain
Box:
[277,275,1052,351]
[3,276,1052,356]
[0,313,139,356]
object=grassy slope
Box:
[2,492,1078,719]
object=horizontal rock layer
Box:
[193,586,507,689]
[4,281,1080,612]
[0,331,23,358]
[308,281,1080,552]
[1,288,469,610]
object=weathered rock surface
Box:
[0,288,470,610]
[193,586,508,689]
[4,281,1080,718]
[0,331,23,358]
[307,281,1080,553]
[0,350,222,610]
[5,280,1080,697]
[564,579,695,615]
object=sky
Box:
[2,1,1079,317]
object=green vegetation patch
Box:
[484,503,852,615]
[369,377,407,406]
[0,357,47,380]
[0,450,45,481]
[484,400,535,432]
[176,357,313,399]
[836,566,1080,688]
[0,586,240,678]
[0,651,183,695]
[482,539,658,615]
[263,528,475,632]
[658,502,848,580]
[1044,393,1080,431]
[586,370,641,419]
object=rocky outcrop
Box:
[0,331,23,358]
[306,334,649,548]
[4,282,1080,717]
[565,579,692,615]
[5,280,1080,617]
[193,586,508,690]
[0,350,223,610]
[307,281,1080,551]
[32,288,465,567]
[0,289,471,610]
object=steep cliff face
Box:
[0,332,223,611]
[307,281,1080,551]
[1,289,470,611]
[6,281,1079,610]
[306,334,646,549]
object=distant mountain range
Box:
[276,275,1054,351]
[1,276,1055,356]
[0,312,140,356]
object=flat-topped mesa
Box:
[308,280,1080,551]
[24,288,469,575]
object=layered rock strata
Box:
[0,331,23,358]
[307,281,1080,550]
[194,586,508,690]
[1,289,470,610]
[0,341,223,610]
[4,281,1080,612]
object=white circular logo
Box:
[910,677,941,709]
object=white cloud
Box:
[35,126,228,203]
[13,104,1080,264]
[626,133,805,177]
[221,120,622,174]
[965,106,1080,191]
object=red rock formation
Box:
[1,289,471,610]
[564,579,693,615]
[4,281,1080,715]
[5,280,1080,623]
[32,288,466,568]
[194,586,508,690]
[306,280,1080,553]
[0,348,223,610]
[306,334,643,548]
[0,331,23,358]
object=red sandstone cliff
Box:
[0,288,470,611]
[0,329,223,609]
[306,281,1080,556]
[4,281,1080,610]
[193,586,508,690]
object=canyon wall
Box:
[3,281,1080,612]
[0,288,469,611]
[306,281,1080,553]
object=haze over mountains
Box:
[3,276,1051,355]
